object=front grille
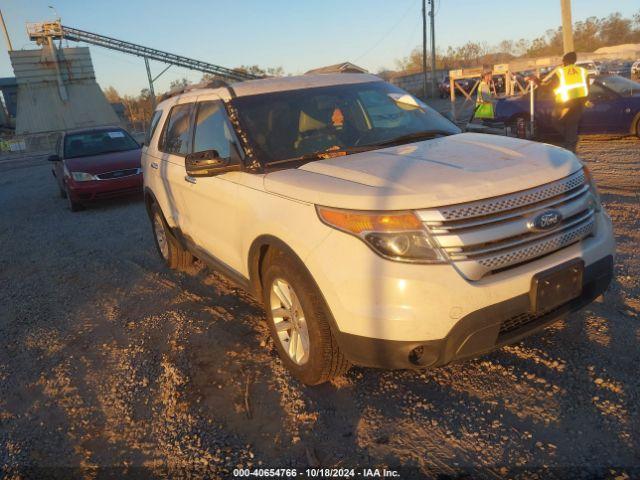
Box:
[96,168,140,180]
[417,170,596,280]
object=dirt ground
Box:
[0,135,638,479]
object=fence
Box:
[0,132,60,160]
[0,130,146,161]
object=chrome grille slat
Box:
[473,219,594,270]
[427,185,590,232]
[417,170,585,223]
[96,168,141,180]
[446,209,594,258]
[435,196,592,250]
[417,170,595,280]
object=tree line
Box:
[103,65,284,132]
[395,10,640,72]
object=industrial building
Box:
[9,44,119,135]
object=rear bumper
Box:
[67,174,143,202]
[335,255,613,369]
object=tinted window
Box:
[231,81,460,165]
[193,101,233,158]
[160,103,194,155]
[146,110,162,145]
[598,76,639,97]
[63,129,139,159]
[588,83,614,101]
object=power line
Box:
[354,0,417,63]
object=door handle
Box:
[184,175,197,184]
[150,162,159,169]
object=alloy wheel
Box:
[269,278,310,365]
[153,213,169,260]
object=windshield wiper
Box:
[371,129,455,148]
[270,145,378,166]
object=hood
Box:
[64,148,142,175]
[263,132,583,211]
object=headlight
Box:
[71,172,98,182]
[316,206,446,263]
[582,165,602,212]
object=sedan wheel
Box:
[269,278,310,365]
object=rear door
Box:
[156,99,197,233]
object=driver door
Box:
[580,83,616,133]
[179,96,243,272]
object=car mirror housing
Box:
[48,154,61,162]
[185,150,241,177]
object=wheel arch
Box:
[248,235,301,301]
[247,234,343,341]
[143,186,158,219]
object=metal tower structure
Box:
[27,21,258,106]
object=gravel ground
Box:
[0,136,638,479]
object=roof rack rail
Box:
[156,78,232,103]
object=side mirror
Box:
[48,154,61,162]
[185,150,241,177]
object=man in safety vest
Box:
[545,51,589,152]
[474,71,495,120]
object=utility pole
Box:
[144,57,156,109]
[421,0,427,99]
[0,9,13,51]
[560,0,574,53]
[429,0,437,98]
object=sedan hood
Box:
[64,148,142,175]
[264,133,583,210]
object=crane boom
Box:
[27,21,258,82]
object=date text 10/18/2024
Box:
[233,468,400,478]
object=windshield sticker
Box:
[108,131,125,138]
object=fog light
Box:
[409,345,438,367]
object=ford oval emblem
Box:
[528,210,562,231]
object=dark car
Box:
[50,126,143,211]
[439,76,479,98]
[490,75,640,138]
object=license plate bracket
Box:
[530,259,584,314]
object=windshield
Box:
[64,129,140,159]
[230,81,460,165]
[599,76,640,96]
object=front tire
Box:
[65,185,83,212]
[150,202,195,272]
[261,248,349,385]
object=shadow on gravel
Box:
[2,147,639,478]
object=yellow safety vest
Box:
[553,65,588,104]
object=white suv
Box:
[141,74,615,385]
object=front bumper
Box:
[67,174,143,202]
[334,255,613,369]
[304,210,615,369]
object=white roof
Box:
[157,73,383,109]
[230,73,382,97]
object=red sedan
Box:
[50,126,143,211]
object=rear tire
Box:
[150,202,195,272]
[261,247,350,385]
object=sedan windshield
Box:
[599,76,640,97]
[64,129,140,159]
[230,81,460,165]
